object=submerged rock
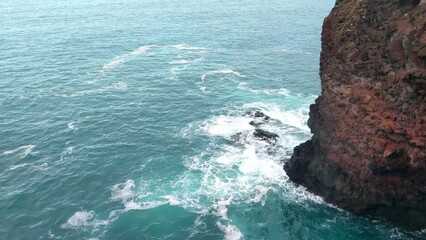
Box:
[285,0,426,230]
[246,110,271,126]
[253,129,279,144]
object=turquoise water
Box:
[1,0,425,239]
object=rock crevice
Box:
[285,0,426,230]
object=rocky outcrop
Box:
[285,0,426,230]
[253,129,279,144]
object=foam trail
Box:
[238,84,292,97]
[201,69,244,83]
[9,163,29,171]
[129,45,155,55]
[101,45,155,72]
[169,59,191,65]
[55,81,128,98]
[102,58,125,71]
[110,180,169,211]
[4,145,36,158]
[61,210,95,229]
[217,222,243,240]
[169,44,207,50]
[275,48,313,55]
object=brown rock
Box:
[285,0,426,230]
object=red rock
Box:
[285,0,426,230]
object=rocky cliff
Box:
[284,0,426,230]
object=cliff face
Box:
[285,0,426,230]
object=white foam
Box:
[242,102,310,132]
[67,122,76,130]
[200,86,207,92]
[204,116,253,137]
[110,180,169,212]
[169,59,191,65]
[9,163,29,171]
[129,45,155,55]
[60,146,74,161]
[201,69,244,83]
[178,101,322,209]
[4,145,36,159]
[217,222,243,240]
[123,200,142,210]
[164,195,181,206]
[101,45,155,72]
[169,57,204,80]
[66,100,322,238]
[102,57,125,71]
[107,81,127,90]
[140,201,168,210]
[275,48,313,55]
[61,210,95,229]
[239,85,292,97]
[169,44,207,51]
[111,180,136,203]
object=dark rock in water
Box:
[253,129,278,144]
[247,110,272,126]
[245,110,270,119]
[254,111,271,120]
[229,132,244,144]
[249,120,262,126]
[285,0,426,230]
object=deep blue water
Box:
[1,0,425,239]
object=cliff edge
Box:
[284,0,426,230]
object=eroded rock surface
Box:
[285,0,426,230]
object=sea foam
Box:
[169,44,208,51]
[101,45,155,72]
[200,69,244,83]
[61,210,95,229]
[4,145,36,159]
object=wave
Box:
[4,145,36,159]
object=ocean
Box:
[1,0,425,239]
